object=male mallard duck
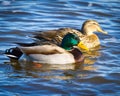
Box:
[33,20,107,50]
[5,33,87,64]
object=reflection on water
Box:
[7,61,96,80]
[0,0,120,96]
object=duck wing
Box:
[16,42,37,47]
[20,45,67,55]
[33,28,83,45]
[33,30,58,41]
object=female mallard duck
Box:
[5,33,87,64]
[33,20,107,50]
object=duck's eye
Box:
[74,36,79,41]
[93,22,97,25]
[93,22,99,25]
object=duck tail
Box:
[4,47,23,60]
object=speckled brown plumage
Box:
[33,20,107,49]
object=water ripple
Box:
[0,0,120,95]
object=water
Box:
[0,0,120,96]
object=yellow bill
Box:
[77,41,89,51]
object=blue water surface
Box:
[0,0,120,96]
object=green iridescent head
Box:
[61,33,80,50]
